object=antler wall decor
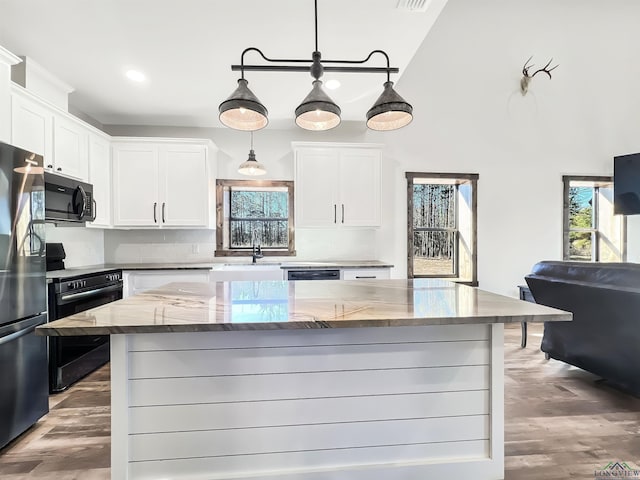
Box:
[520,56,559,95]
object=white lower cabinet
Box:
[112,138,215,229]
[210,265,284,282]
[341,268,391,280]
[123,270,211,298]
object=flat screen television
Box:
[614,153,640,215]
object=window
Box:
[216,180,295,256]
[406,173,478,284]
[563,176,626,262]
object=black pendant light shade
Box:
[219,79,268,131]
[366,81,413,131]
[295,80,341,131]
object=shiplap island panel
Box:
[38,279,571,480]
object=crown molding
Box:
[0,46,21,66]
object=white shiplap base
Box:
[111,324,504,480]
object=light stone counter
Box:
[37,279,571,480]
[38,278,570,336]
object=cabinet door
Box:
[339,149,381,227]
[112,144,159,227]
[159,144,209,227]
[341,268,390,280]
[295,148,340,227]
[10,92,53,165]
[53,115,89,180]
[88,134,111,228]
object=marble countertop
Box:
[46,260,394,280]
[279,261,393,270]
[47,266,125,281]
[37,279,571,336]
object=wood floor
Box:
[1,323,639,479]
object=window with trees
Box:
[406,173,478,284]
[216,180,295,256]
[563,176,626,262]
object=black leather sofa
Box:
[525,261,640,395]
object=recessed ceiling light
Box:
[125,69,146,82]
[325,79,340,90]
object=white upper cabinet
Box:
[159,144,209,227]
[112,143,159,227]
[11,86,93,182]
[53,114,89,180]
[293,142,382,228]
[0,47,21,144]
[295,147,340,227]
[112,138,215,229]
[87,132,112,228]
[338,149,381,227]
[11,89,53,163]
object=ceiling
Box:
[0,0,448,128]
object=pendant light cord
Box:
[314,0,318,52]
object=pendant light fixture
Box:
[219,0,413,132]
[219,78,268,131]
[238,131,266,176]
[366,80,413,131]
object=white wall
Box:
[104,0,640,294]
[381,0,640,295]
[45,224,104,268]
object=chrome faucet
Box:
[251,229,263,264]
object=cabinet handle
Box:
[334,204,337,224]
[356,276,377,279]
[162,202,166,223]
[153,202,157,223]
[56,167,62,172]
[341,204,345,224]
[47,164,53,169]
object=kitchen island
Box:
[38,279,571,480]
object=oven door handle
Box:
[59,283,123,303]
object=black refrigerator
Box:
[0,142,48,450]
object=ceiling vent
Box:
[396,0,432,12]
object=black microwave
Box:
[44,172,96,224]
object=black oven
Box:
[44,172,95,223]
[47,270,122,392]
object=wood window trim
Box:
[561,175,627,262]
[215,179,296,257]
[406,173,478,285]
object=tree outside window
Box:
[406,173,478,285]
[216,180,295,256]
[563,176,626,262]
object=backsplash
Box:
[45,224,105,267]
[103,228,380,264]
[104,230,215,264]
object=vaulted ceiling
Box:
[0,0,448,127]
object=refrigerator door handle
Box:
[0,324,38,346]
